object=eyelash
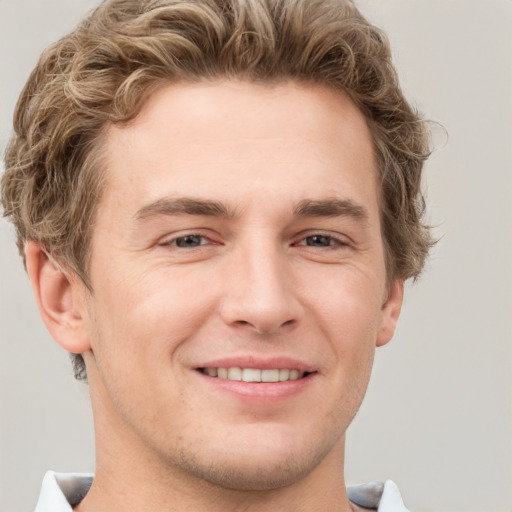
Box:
[294,233,350,249]
[160,234,212,249]
[159,232,351,250]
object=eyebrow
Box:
[135,197,236,221]
[135,196,369,223]
[293,198,369,223]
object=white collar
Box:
[34,471,409,511]
[34,471,93,512]
[347,480,410,511]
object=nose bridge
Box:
[220,235,299,334]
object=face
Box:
[76,81,402,490]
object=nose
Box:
[219,243,302,335]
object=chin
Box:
[178,452,325,492]
[170,426,339,492]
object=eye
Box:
[296,234,348,248]
[304,235,335,247]
[166,234,209,248]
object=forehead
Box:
[99,80,377,216]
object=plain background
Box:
[1,1,511,511]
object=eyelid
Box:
[292,230,353,247]
[157,230,218,247]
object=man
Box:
[1,0,432,510]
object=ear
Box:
[25,242,91,354]
[376,279,404,347]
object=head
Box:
[2,1,430,381]
[1,1,433,497]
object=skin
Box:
[27,80,403,512]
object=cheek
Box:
[309,269,384,340]
[323,283,380,414]
[87,266,219,361]
[307,268,384,401]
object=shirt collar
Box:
[34,471,93,512]
[347,480,410,511]
[34,471,409,511]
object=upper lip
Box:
[194,356,317,373]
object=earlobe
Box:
[376,279,404,347]
[25,242,91,354]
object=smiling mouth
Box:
[197,367,312,383]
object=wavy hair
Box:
[1,0,433,380]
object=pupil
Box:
[307,235,331,247]
[176,235,202,248]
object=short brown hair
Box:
[1,0,433,380]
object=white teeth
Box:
[202,367,306,382]
[227,367,242,381]
[261,369,279,382]
[289,369,300,380]
[279,369,290,381]
[242,368,261,382]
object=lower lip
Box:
[196,371,317,404]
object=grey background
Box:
[1,1,511,511]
